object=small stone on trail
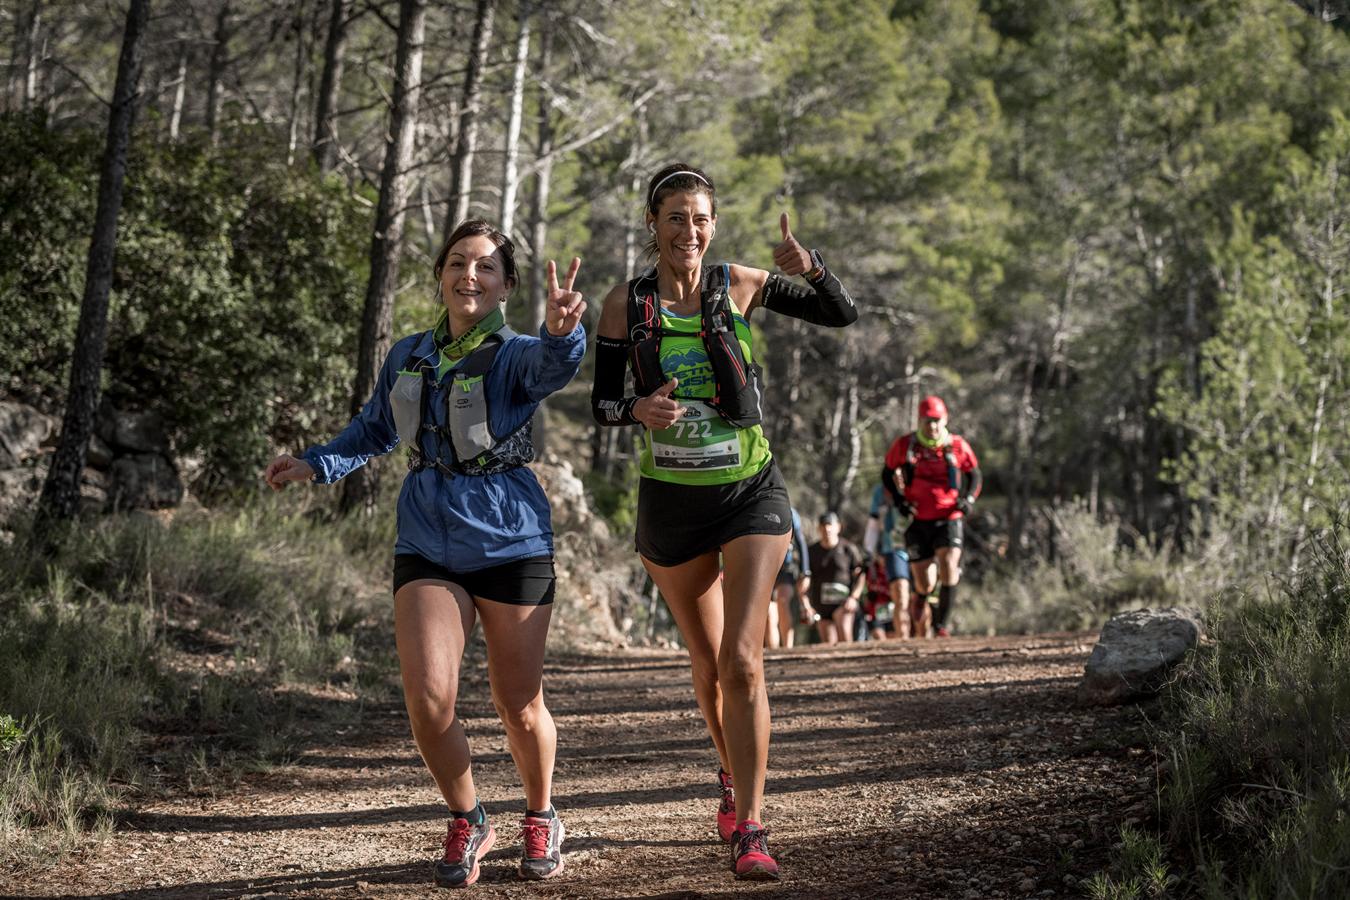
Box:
[1018,878,1036,893]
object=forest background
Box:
[1,0,1348,896]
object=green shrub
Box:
[0,492,398,866]
[0,111,371,495]
[1158,528,1350,898]
[963,505,1235,634]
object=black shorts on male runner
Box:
[904,518,964,563]
[393,554,556,604]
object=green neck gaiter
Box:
[436,305,505,362]
[915,425,950,449]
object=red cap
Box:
[918,395,948,420]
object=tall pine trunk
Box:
[339,0,427,516]
[36,0,150,532]
[498,1,530,238]
[525,28,553,335]
[21,1,41,108]
[205,0,231,145]
[167,40,187,140]
[285,0,309,166]
[311,0,347,172]
[444,0,494,234]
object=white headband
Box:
[649,170,711,206]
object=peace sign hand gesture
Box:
[772,212,812,277]
[545,257,586,336]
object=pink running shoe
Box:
[716,769,736,842]
[434,817,495,888]
[730,820,779,880]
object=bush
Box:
[0,111,371,495]
[0,492,398,867]
[962,504,1237,635]
[1157,527,1350,897]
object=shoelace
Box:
[718,772,735,812]
[735,827,771,859]
[444,818,474,864]
[518,820,552,858]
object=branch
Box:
[47,59,111,107]
[518,84,662,178]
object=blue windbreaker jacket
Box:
[303,322,586,572]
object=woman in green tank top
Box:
[590,163,858,881]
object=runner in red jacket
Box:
[880,395,982,636]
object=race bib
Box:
[650,400,742,471]
[821,582,852,604]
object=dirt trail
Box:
[10,634,1154,899]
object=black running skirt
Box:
[636,460,792,567]
[393,554,556,605]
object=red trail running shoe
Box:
[730,820,779,881]
[717,769,736,842]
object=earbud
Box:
[647,223,656,234]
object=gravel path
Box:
[8,633,1153,898]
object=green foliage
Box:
[0,113,370,494]
[1084,824,1177,899]
[1158,110,1350,562]
[0,495,397,867]
[1157,527,1350,897]
[963,504,1233,634]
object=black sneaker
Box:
[517,813,565,880]
[434,817,495,889]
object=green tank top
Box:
[638,306,772,485]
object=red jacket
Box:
[883,432,979,521]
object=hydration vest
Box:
[626,264,764,428]
[388,327,535,477]
[901,432,960,492]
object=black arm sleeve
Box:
[591,336,639,426]
[761,257,858,327]
[963,467,983,501]
[881,464,904,508]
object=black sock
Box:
[526,805,555,820]
[937,583,957,628]
[451,801,486,825]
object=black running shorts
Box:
[392,554,556,605]
[904,518,964,563]
[636,460,792,567]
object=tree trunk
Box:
[205,0,231,145]
[168,40,187,141]
[525,27,553,335]
[311,0,347,172]
[21,0,41,109]
[498,1,530,238]
[1007,349,1036,561]
[285,0,308,166]
[35,0,150,533]
[444,0,494,234]
[339,0,427,517]
[838,368,862,501]
[525,29,554,456]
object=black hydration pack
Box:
[626,263,764,428]
[389,327,535,476]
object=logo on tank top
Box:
[660,347,714,390]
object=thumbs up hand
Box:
[633,377,686,430]
[772,212,812,277]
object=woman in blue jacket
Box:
[264,220,586,887]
